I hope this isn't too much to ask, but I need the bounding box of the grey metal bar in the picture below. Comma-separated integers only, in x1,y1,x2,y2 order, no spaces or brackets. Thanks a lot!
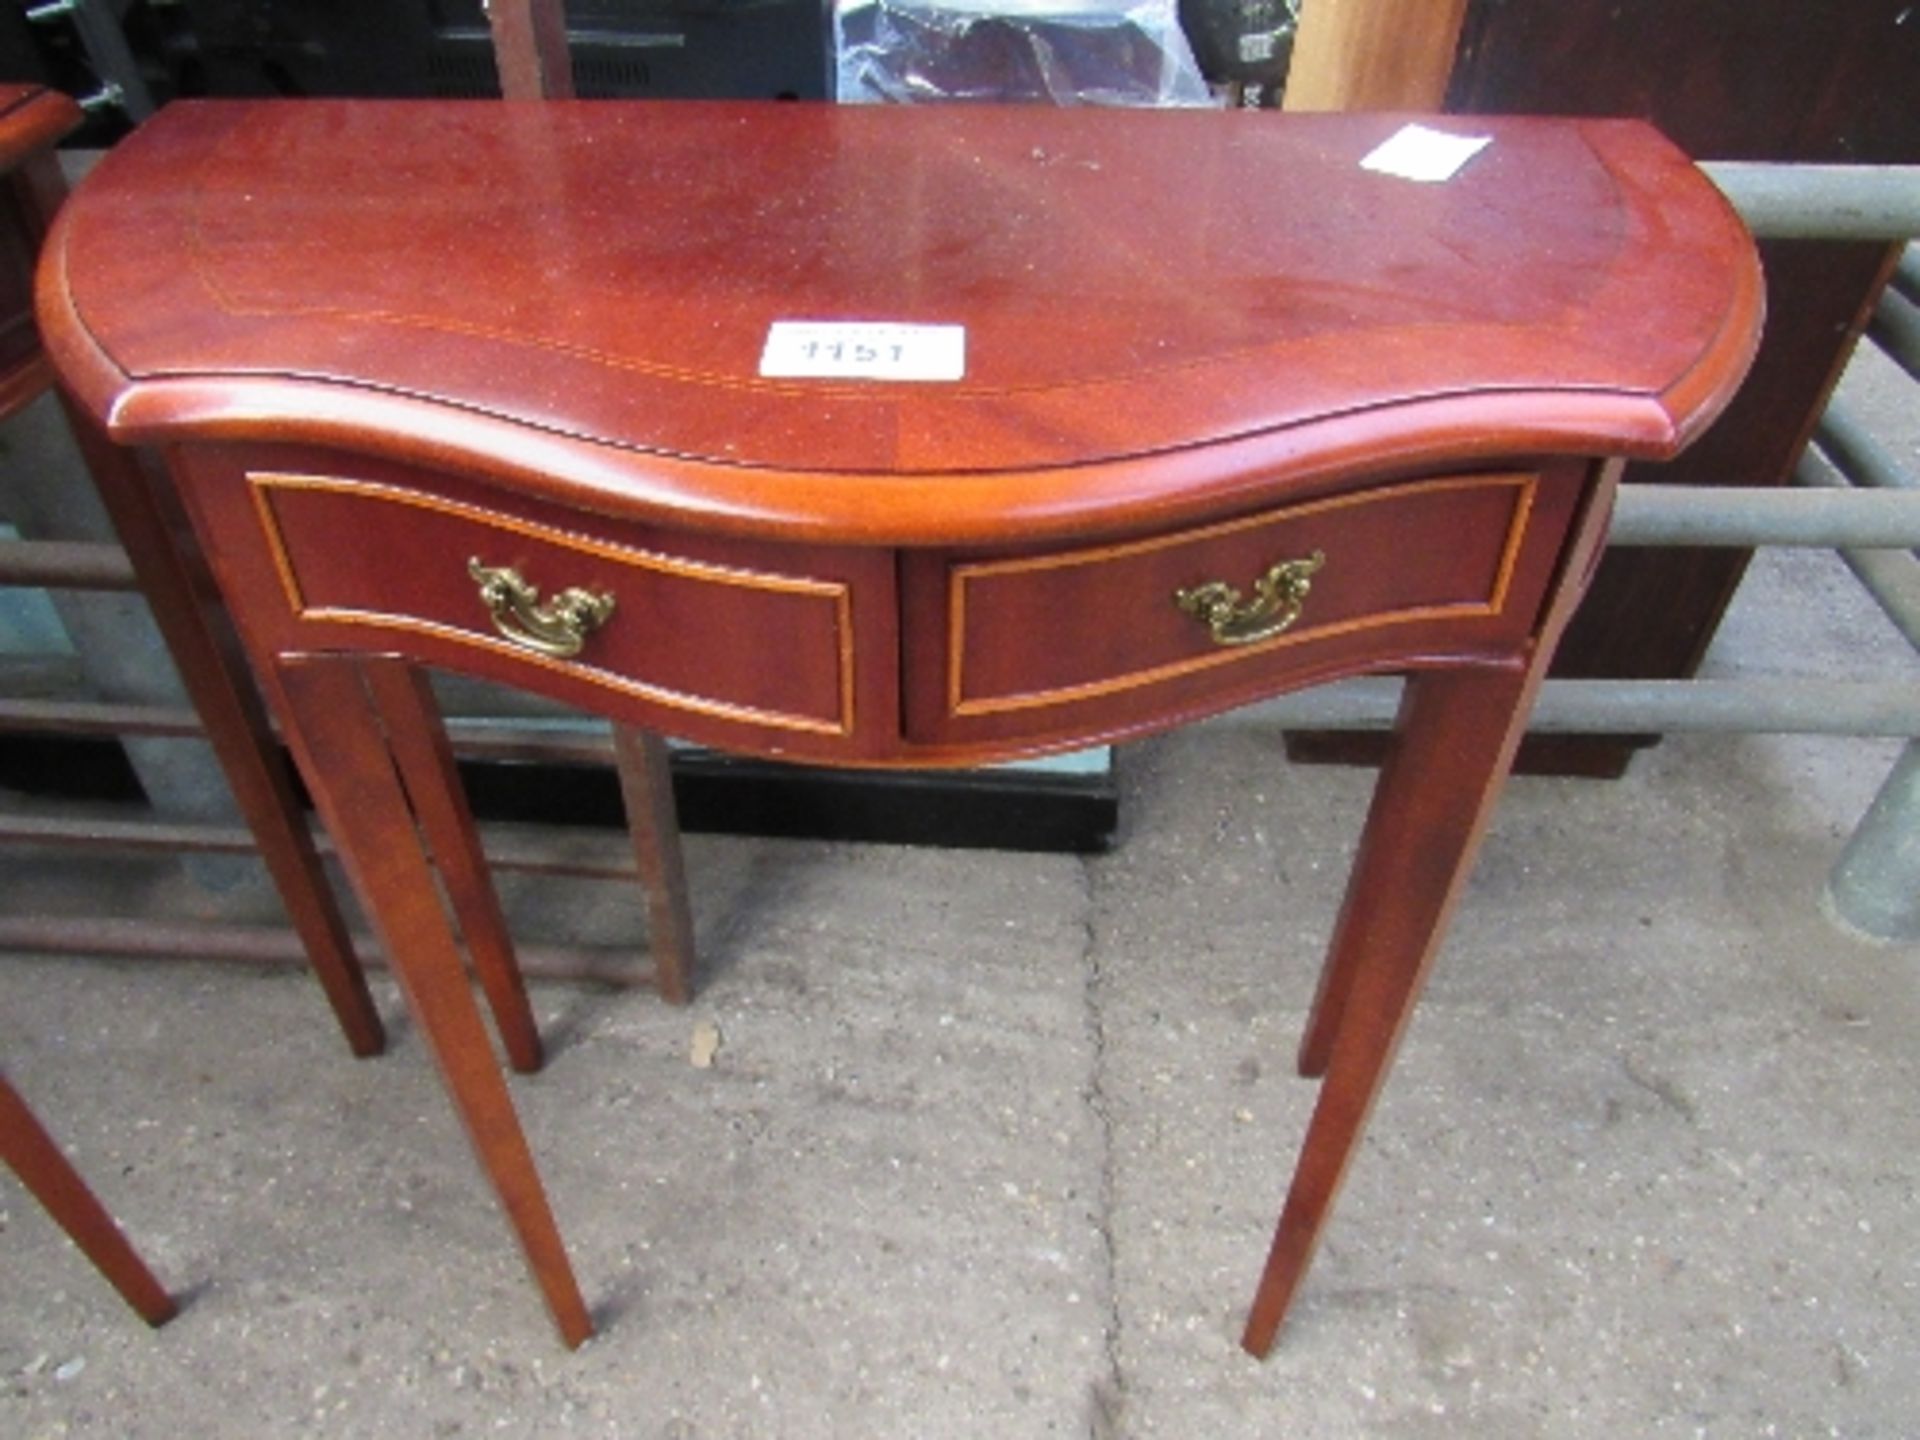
0,812,259,852
0,810,642,882
0,537,137,590
0,916,651,986
1702,162,1920,241
0,695,621,766
1,391,244,889
1867,283,1920,383
443,717,614,766
1211,677,1920,738
1821,243,1920,941
0,697,200,736
25,0,154,120
1824,740,1920,943
28,483,1915,584
1894,245,1920,306
1611,482,1920,548
1813,541,1920,653
1794,457,1920,653
1816,399,1920,493
7,670,1917,750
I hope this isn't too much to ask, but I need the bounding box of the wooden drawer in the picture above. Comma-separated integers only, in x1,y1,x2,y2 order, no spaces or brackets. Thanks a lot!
236,466,876,752
905,470,1581,748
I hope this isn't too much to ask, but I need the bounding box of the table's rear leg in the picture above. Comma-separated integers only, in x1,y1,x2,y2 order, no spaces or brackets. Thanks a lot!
275,653,592,1348
1243,665,1532,1357
62,408,385,1058
360,658,544,1074
611,724,696,1005
1,1071,178,1326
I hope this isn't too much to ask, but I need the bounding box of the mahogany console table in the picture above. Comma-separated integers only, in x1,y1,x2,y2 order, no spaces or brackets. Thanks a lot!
39,100,1761,1354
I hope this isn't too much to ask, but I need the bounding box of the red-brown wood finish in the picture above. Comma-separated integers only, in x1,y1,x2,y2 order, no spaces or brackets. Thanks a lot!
0,84,82,169
359,657,545,1074
0,87,79,398
904,462,1585,753
0,83,387,1060
1,1070,178,1326
58,419,390,1058
1248,459,1619,1354
272,652,593,1349
39,100,1761,1352
44,102,1756,543
611,724,696,1006
173,442,903,766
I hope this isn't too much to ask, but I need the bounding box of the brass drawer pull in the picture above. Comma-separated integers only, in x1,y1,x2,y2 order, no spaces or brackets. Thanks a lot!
1174,551,1325,647
468,558,615,659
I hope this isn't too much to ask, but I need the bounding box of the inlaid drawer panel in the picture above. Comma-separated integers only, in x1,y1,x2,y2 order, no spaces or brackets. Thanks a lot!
247,471,859,742
906,469,1580,747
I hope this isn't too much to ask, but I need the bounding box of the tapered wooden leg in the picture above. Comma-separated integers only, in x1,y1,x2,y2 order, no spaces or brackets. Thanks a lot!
1298,734,1407,1079
1,1071,177,1326
275,654,592,1348
59,404,385,1059
360,659,544,1074
612,724,697,1005
1250,467,1622,1354
1243,667,1534,1356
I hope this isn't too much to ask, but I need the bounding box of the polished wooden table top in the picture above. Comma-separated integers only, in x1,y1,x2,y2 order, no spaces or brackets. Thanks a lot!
43,100,1757,545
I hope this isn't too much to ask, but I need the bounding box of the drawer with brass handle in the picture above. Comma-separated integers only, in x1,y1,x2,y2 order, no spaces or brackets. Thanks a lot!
207,457,884,755
903,468,1583,749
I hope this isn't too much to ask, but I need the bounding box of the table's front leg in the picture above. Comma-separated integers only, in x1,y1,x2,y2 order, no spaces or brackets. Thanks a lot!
273,652,592,1348
1295,666,1529,1081
357,657,544,1074
1243,465,1617,1355
1243,664,1535,1356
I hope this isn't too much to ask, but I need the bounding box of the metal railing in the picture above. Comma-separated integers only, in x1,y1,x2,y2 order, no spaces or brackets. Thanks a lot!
1209,182,1920,941
4,160,1919,965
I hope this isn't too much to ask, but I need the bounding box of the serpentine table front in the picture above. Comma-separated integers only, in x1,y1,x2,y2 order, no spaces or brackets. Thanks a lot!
37,100,1761,1354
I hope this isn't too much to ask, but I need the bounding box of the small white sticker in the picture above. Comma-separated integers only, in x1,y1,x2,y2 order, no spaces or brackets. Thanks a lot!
759,321,965,382
1359,123,1492,184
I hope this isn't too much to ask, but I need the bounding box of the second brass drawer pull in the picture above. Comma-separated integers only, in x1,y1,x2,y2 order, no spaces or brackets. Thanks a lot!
469,558,615,659
1174,550,1325,647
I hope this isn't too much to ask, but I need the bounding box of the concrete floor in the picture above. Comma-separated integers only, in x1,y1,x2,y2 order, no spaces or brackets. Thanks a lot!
4,354,1919,1435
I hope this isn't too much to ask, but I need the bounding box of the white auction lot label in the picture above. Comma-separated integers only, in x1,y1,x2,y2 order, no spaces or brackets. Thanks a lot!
1359,123,1492,184
759,321,966,382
